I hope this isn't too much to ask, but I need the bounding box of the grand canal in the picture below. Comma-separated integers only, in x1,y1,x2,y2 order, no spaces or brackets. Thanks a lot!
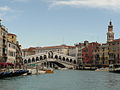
0,70,120,90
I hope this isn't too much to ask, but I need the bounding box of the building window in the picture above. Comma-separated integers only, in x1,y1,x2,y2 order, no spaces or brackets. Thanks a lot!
118,54,119,59
9,44,11,47
12,36,14,38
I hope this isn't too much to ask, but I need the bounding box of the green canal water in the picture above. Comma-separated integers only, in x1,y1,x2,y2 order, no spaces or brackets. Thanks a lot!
0,70,120,90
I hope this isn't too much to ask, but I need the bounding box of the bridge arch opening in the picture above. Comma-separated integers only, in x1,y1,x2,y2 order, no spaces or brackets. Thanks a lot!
36,57,39,61
24,59,27,64
55,55,58,59
66,58,69,62
40,56,43,60
63,57,65,61
51,61,66,68
32,57,35,62
48,51,53,58
44,55,47,59
74,60,77,64
70,59,72,63
28,58,31,63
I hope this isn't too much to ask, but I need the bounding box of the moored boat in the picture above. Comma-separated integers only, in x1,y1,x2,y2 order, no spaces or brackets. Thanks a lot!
0,70,29,79
109,64,120,73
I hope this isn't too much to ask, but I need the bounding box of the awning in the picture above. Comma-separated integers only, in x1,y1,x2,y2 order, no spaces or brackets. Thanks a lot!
0,63,14,66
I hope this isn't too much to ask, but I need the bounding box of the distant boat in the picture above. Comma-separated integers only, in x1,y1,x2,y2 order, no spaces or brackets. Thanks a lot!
109,64,120,73
43,68,54,73
95,68,109,71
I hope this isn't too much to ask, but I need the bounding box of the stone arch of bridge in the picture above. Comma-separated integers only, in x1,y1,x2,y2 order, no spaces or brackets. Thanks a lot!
62,57,65,61
24,59,27,64
44,55,47,59
66,58,69,62
28,58,31,63
59,56,61,60
73,60,77,64
36,57,39,61
32,57,35,62
40,56,43,60
48,51,53,58
55,55,58,59
70,59,72,63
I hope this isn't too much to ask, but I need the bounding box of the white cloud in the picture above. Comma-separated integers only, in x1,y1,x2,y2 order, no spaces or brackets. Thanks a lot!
0,6,11,12
46,0,120,10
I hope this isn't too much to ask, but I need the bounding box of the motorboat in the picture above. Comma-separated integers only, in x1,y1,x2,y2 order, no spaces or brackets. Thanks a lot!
43,68,54,73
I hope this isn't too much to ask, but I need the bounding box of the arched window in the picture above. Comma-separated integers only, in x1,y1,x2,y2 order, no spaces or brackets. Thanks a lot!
28,58,31,63
24,59,27,64
63,57,65,61
55,55,58,59
40,56,43,60
44,55,47,59
66,58,69,62
48,51,53,58
36,57,39,61
74,60,77,64
70,59,72,63
32,58,35,62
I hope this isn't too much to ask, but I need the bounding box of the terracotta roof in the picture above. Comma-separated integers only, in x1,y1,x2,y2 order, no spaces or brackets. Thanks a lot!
8,33,16,36
39,45,75,49
112,39,120,42
23,45,75,51
22,47,36,51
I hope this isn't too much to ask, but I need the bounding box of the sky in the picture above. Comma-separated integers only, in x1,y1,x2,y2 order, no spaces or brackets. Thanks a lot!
0,0,120,48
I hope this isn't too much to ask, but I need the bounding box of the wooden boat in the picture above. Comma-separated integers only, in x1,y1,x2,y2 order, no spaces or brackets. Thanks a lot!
0,70,29,79
43,68,54,73
45,69,54,73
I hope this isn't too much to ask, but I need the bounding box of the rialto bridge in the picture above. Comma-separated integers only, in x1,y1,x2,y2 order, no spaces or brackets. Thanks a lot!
23,51,78,69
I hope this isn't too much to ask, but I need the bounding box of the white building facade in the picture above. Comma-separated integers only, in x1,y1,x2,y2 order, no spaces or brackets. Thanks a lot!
7,41,16,63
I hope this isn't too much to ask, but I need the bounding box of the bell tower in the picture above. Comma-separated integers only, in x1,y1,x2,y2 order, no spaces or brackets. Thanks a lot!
107,20,114,43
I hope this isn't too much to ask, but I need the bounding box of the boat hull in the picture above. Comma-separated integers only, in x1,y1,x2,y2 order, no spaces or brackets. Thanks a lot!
0,70,29,79
109,70,120,73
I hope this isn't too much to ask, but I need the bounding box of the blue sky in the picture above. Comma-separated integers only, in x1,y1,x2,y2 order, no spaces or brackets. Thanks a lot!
0,0,120,48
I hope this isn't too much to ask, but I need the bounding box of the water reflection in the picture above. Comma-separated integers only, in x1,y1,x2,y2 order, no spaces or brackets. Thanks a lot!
105,73,120,89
